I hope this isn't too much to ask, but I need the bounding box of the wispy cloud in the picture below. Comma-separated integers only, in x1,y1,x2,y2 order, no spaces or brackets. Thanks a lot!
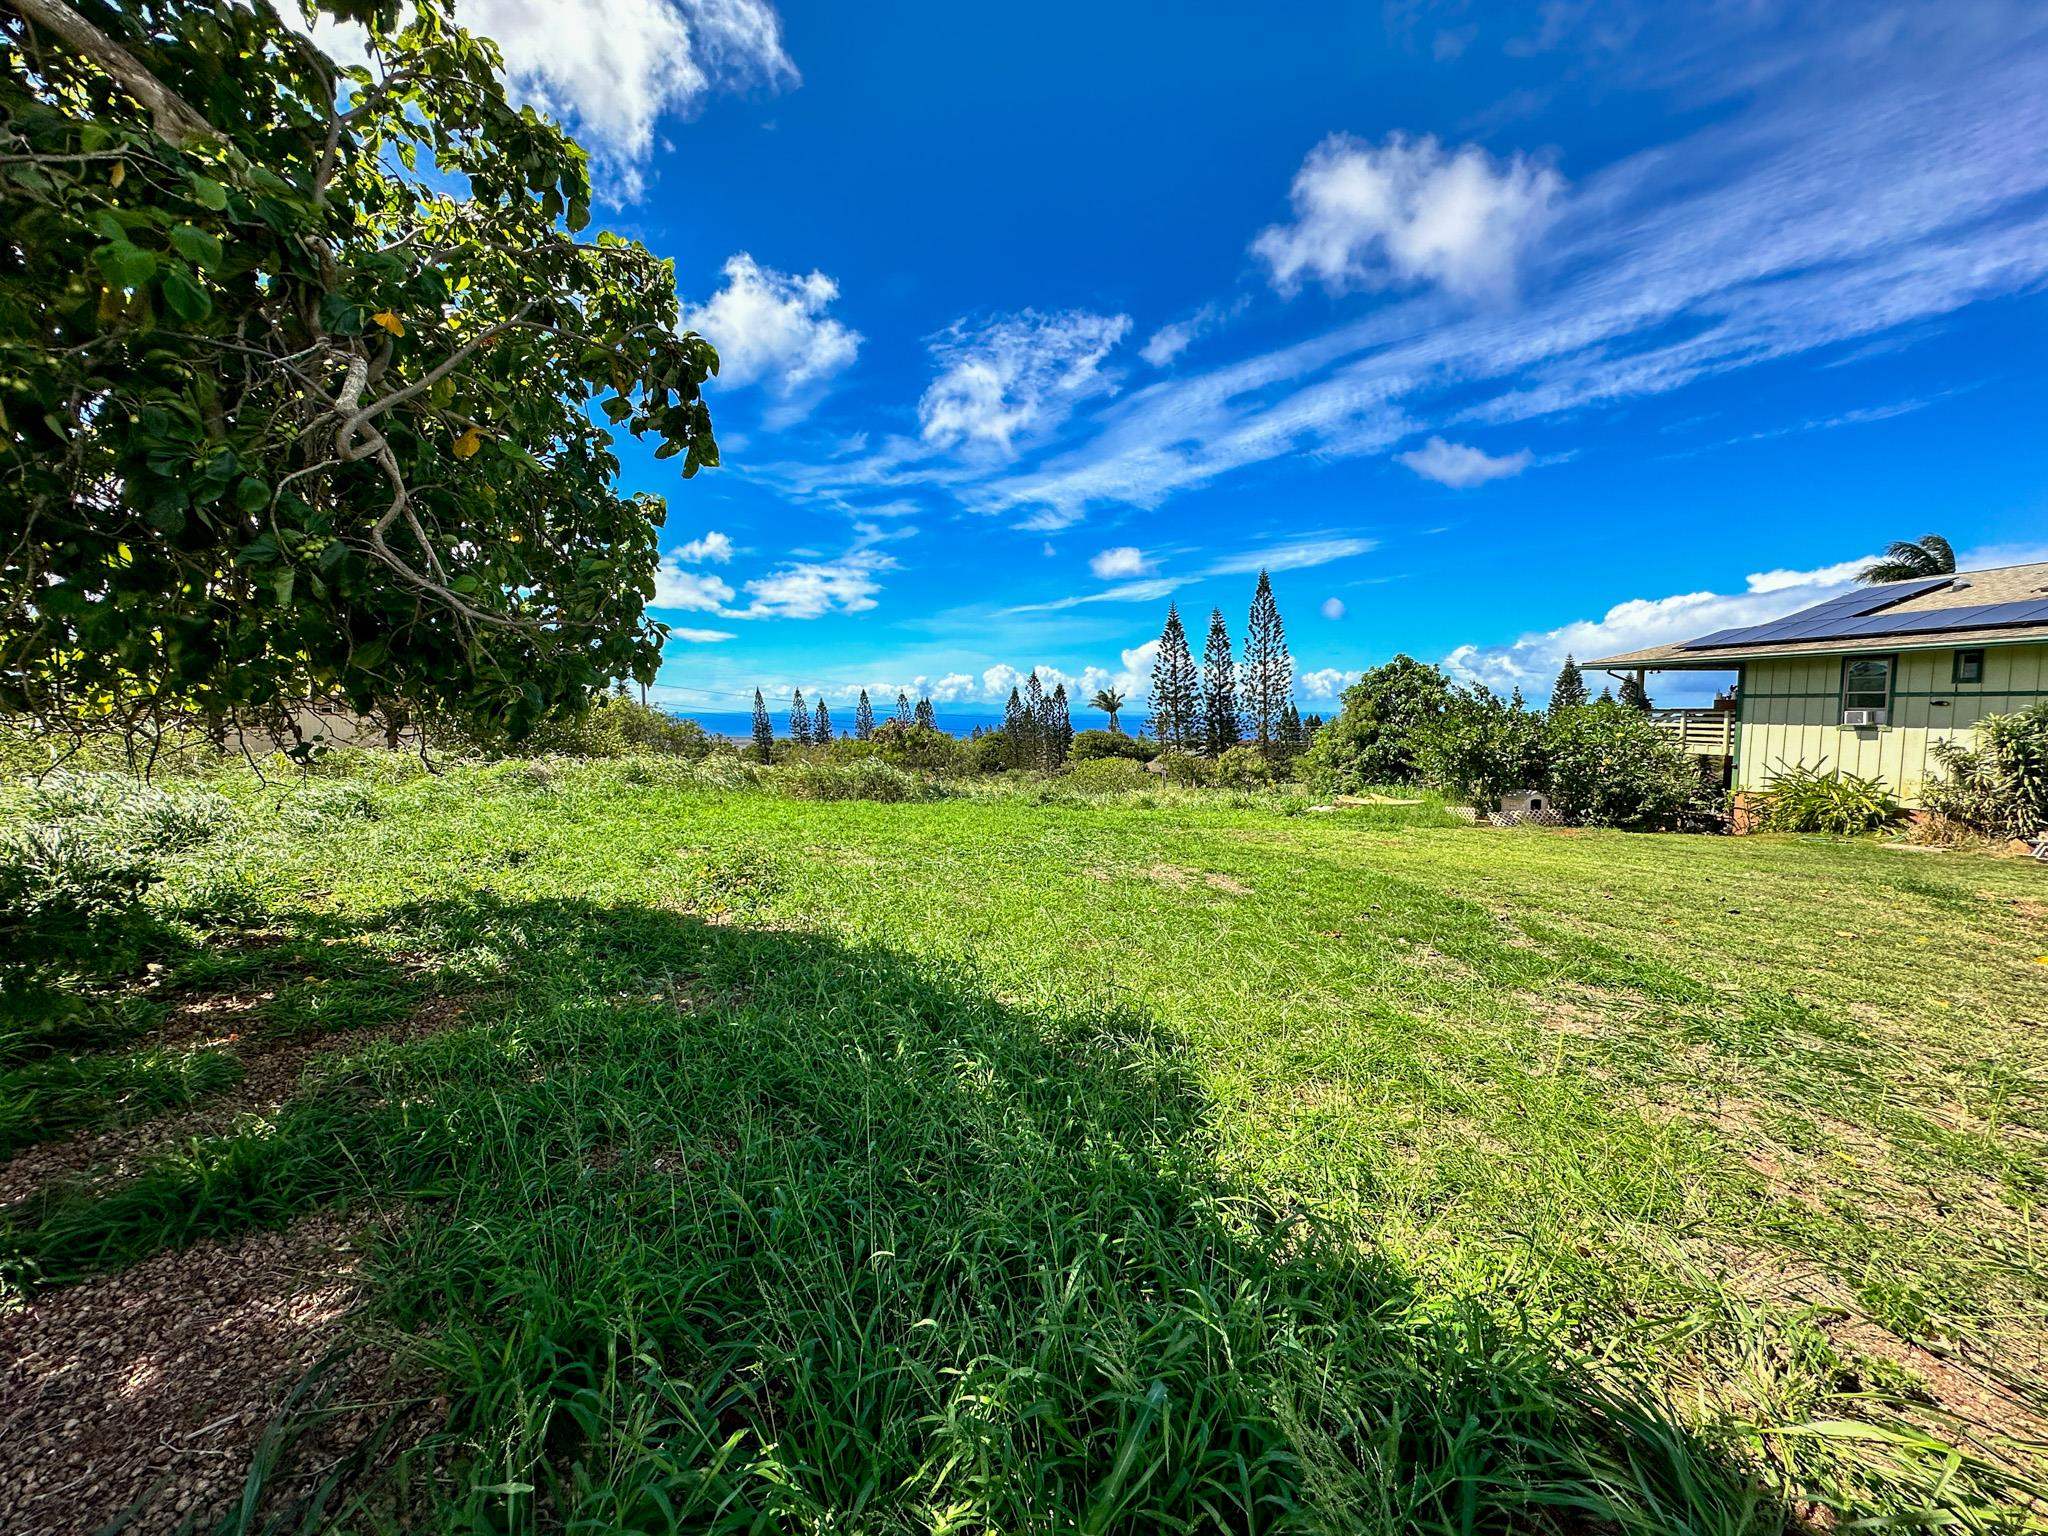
1008,533,1376,611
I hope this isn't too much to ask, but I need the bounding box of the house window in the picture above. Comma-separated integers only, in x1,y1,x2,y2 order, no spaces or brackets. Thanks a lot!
1954,648,1985,685
1841,656,1892,717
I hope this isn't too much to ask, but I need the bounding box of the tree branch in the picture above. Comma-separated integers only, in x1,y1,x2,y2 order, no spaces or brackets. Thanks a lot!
9,0,225,149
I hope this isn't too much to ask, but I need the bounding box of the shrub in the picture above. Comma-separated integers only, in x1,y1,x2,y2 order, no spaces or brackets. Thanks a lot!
873,721,964,774
528,696,713,759
1754,762,1902,835
1060,757,1153,794
1069,730,1154,763
1541,702,1721,831
1301,656,1455,794
1924,703,2048,839
1154,750,1211,787
1214,744,1276,789
1412,687,1545,808
963,732,1013,775
777,759,944,803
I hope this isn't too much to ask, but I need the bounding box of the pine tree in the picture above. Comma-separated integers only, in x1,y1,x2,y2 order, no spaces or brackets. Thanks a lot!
1241,570,1293,759
1050,683,1073,766
1597,685,1615,704
1148,604,1200,749
1550,655,1588,713
914,697,936,730
1003,686,1027,769
750,689,774,764
813,700,834,743
1280,703,1303,754
855,689,875,741
1023,672,1049,769
1302,712,1324,739
895,691,914,726
1200,608,1241,758
1509,685,1526,712
1617,673,1652,712
789,689,813,746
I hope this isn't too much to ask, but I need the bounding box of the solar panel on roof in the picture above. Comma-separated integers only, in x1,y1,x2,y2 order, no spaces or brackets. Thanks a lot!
1679,577,1955,650
1682,593,2048,650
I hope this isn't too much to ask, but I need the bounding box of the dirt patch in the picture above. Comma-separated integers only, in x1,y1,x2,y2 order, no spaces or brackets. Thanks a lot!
1134,864,1250,896
0,996,473,1210
0,1212,425,1536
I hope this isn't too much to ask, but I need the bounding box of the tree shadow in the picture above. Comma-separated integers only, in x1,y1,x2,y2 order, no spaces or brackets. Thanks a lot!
6,895,1790,1534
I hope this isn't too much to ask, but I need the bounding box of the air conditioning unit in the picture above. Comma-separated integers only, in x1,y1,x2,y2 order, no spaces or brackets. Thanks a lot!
1842,708,1887,727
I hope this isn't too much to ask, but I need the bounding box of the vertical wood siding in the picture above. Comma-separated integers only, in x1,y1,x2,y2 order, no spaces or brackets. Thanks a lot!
1734,642,2048,803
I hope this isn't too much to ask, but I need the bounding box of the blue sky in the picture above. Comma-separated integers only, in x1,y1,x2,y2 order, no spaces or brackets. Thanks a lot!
423,0,2048,715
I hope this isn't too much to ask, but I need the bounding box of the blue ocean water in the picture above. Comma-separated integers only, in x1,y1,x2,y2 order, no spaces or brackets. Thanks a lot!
676,710,1014,742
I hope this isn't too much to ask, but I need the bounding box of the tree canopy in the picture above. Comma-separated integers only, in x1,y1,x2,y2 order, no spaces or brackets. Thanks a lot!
1858,534,1955,585
1,0,719,751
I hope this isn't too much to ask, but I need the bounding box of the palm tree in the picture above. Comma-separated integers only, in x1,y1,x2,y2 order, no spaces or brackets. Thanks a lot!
1859,534,1955,585
1089,687,1126,733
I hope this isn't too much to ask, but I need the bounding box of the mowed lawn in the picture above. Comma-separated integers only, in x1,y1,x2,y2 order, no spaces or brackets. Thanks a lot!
6,760,2046,1532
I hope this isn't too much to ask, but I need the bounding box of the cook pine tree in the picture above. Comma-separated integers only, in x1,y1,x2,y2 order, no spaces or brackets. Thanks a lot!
1050,684,1074,766
789,689,813,746
895,691,914,726
1023,672,1050,769
1617,673,1652,712
1241,570,1293,759
1148,604,1200,749
1004,687,1028,768
855,689,875,741
914,697,937,730
813,700,834,743
1550,655,1589,713
751,690,774,764
1200,607,1241,757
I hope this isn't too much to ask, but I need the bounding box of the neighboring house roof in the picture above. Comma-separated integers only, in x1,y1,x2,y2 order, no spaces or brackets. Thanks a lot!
1589,561,2048,670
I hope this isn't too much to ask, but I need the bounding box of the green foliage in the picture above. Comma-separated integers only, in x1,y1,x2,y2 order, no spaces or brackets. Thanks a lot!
775,758,944,804
1214,743,1276,788
1413,686,1547,807
1241,570,1292,757
961,730,1012,775
1301,655,1455,793
1069,728,1154,763
1924,703,2048,839
1,0,718,747
1148,605,1201,749
527,696,712,760
1058,756,1153,794
873,720,963,774
1550,655,1590,713
1154,749,1210,787
1859,534,1955,585
1755,762,1903,835
1542,702,1720,831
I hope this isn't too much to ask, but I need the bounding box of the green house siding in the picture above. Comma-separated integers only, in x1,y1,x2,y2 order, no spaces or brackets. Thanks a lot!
1734,641,2048,805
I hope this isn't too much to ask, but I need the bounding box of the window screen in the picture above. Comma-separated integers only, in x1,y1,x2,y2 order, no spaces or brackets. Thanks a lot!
1841,656,1891,713
1954,648,1985,685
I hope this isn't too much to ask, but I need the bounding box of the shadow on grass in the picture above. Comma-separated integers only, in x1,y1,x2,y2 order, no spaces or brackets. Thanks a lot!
3,895,1786,1535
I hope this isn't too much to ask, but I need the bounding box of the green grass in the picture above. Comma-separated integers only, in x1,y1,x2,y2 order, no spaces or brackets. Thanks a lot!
5,757,2047,1532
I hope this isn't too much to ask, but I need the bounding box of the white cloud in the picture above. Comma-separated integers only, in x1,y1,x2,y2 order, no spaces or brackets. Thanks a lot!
1139,300,1242,367
1320,597,1346,620
1300,666,1352,700
680,254,860,404
982,664,1022,699
1208,536,1377,576
918,310,1132,456
1252,132,1565,300
439,0,796,195
667,625,736,642
1090,546,1154,579
739,549,893,619
673,529,735,564
651,560,736,611
1396,436,1534,487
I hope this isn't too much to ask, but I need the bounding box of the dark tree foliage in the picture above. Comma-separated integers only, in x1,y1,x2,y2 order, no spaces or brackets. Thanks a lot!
1279,703,1304,754
1550,656,1589,713
788,689,812,746
750,688,773,764
812,699,833,743
1089,686,1125,733
1049,683,1073,766
1022,671,1049,769
913,697,935,731
0,0,719,753
855,688,874,741
1299,654,1455,792
1003,686,1026,769
1200,607,1240,758
894,690,913,727
1859,534,1955,585
1147,604,1199,750
1617,673,1652,712
1241,570,1292,758
1302,712,1324,738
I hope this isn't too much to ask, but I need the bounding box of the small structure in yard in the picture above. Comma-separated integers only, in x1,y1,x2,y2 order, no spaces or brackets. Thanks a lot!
1590,560,2048,812
1492,789,1563,827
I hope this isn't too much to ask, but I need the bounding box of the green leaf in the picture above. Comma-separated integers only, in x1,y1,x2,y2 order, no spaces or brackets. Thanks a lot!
161,264,212,323
94,241,157,289
167,225,225,270
233,476,270,512
190,174,228,210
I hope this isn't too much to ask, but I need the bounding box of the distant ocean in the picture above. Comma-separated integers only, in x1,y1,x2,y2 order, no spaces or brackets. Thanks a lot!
676,710,1016,742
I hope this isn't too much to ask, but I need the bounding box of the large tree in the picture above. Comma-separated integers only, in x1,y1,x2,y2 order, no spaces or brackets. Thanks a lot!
788,688,812,746
1089,686,1125,734
1147,604,1199,750
0,0,718,753
1200,607,1240,758
750,688,773,763
854,688,874,741
1240,571,1292,758
1859,534,1955,585
1550,656,1589,713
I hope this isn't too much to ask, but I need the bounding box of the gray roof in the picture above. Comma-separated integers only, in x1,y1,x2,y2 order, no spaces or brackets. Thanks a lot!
1588,562,2048,670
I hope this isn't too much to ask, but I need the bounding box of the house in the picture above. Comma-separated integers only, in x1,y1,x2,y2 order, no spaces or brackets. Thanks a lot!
1588,561,2048,809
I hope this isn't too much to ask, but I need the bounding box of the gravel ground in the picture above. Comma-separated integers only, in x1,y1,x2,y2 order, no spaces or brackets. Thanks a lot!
0,1213,385,1536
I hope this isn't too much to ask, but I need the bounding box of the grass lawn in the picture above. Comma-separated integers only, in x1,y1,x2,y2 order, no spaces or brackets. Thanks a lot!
4,758,2046,1532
